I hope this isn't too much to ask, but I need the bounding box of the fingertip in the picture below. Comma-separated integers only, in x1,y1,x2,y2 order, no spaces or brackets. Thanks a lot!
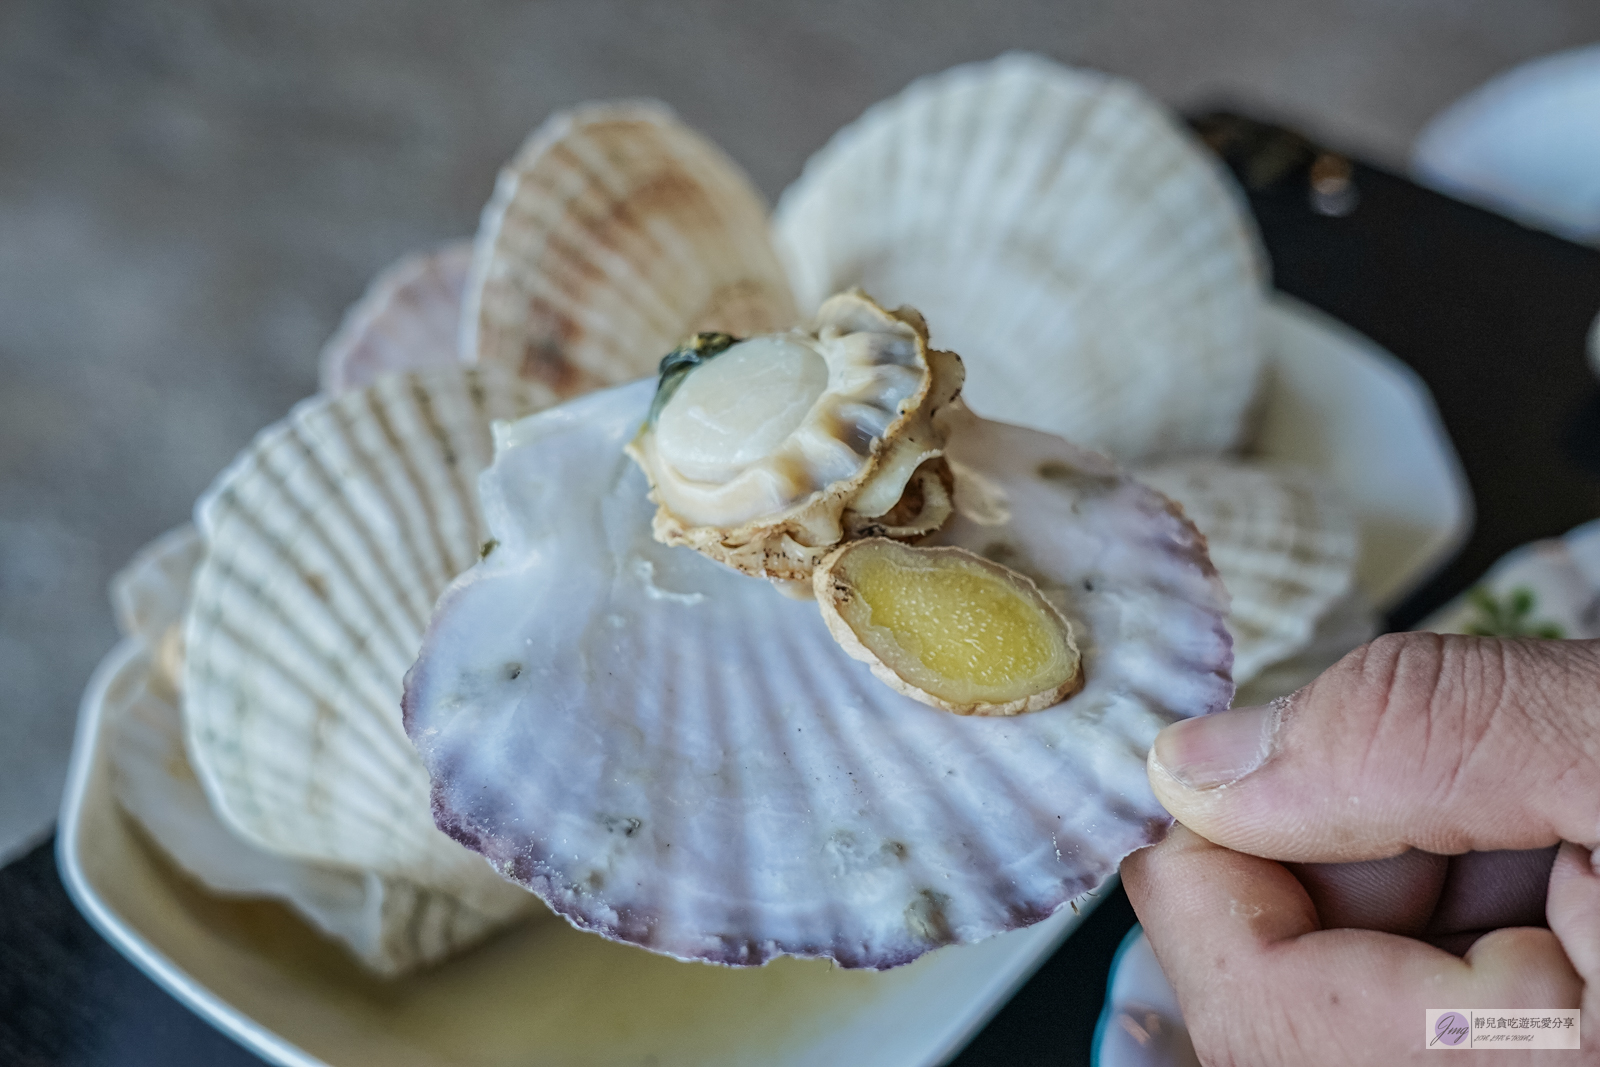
1548,842,1600,983
1150,703,1281,791
1461,927,1583,1006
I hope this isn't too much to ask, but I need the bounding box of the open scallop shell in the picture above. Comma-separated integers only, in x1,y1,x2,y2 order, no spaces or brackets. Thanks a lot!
108,526,539,976
183,364,555,906
1131,458,1359,684
464,101,797,396
773,53,1266,463
404,381,1232,970
319,243,473,395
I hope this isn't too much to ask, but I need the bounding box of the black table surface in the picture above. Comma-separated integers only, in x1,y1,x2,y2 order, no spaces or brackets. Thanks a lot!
4,121,1600,1067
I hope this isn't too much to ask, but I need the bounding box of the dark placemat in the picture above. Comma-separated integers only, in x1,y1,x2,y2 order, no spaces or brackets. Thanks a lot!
0,836,263,1067
6,123,1600,1067
1195,112,1600,630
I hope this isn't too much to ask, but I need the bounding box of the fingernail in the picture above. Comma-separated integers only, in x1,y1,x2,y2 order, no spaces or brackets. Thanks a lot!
1152,703,1280,789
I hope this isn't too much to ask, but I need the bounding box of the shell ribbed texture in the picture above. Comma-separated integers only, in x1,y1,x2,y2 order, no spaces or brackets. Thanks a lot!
405,381,1233,969
773,53,1266,463
184,365,556,904
319,243,474,395
110,642,536,977
1133,458,1359,683
464,101,798,396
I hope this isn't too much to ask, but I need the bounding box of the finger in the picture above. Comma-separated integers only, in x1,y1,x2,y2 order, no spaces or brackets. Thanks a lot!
1149,633,1600,862
1547,843,1600,1048
1287,850,1446,937
1548,842,1600,989
1124,827,1583,1066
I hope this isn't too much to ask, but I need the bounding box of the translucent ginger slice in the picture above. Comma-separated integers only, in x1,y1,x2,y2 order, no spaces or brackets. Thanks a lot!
815,538,1082,716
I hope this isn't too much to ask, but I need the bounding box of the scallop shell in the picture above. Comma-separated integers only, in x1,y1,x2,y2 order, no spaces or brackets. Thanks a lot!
1233,589,1378,707
1131,458,1359,684
319,243,473,395
464,101,797,396
773,53,1266,463
183,364,556,905
107,526,539,976
404,381,1232,969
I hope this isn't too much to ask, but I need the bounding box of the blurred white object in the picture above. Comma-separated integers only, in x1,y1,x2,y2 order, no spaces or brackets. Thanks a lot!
1413,44,1600,245
1094,927,1199,1067
1421,517,1600,637
1254,295,1472,611
775,53,1267,465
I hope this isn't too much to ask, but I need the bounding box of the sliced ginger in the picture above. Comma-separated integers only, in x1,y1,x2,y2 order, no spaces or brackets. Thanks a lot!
815,538,1082,715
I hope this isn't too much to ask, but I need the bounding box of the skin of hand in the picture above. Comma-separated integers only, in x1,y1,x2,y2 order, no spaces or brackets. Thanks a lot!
1121,632,1600,1065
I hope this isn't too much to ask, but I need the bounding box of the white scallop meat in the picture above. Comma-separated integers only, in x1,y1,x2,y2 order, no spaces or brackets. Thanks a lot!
628,290,963,584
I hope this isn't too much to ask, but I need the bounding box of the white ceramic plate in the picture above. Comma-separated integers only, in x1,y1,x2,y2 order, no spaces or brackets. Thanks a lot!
1412,42,1600,247
57,293,1470,1067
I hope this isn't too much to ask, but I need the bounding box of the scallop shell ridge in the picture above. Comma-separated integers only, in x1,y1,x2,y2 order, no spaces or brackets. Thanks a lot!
108,615,537,977
464,100,798,395
773,52,1266,462
1133,457,1359,683
183,364,555,904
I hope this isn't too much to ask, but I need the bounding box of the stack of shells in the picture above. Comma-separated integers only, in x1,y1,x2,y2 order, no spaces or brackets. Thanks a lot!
107,52,1362,975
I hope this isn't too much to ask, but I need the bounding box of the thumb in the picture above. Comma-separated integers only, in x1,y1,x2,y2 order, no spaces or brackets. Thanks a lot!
1149,632,1600,862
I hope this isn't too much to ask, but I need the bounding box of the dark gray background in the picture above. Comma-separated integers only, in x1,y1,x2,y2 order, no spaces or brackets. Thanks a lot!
4,0,1599,863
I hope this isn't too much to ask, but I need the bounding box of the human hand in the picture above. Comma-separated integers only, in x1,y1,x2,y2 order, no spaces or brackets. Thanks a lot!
1121,632,1600,1064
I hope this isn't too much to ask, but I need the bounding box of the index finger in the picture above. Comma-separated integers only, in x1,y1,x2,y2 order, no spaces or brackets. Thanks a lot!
1122,827,1584,1064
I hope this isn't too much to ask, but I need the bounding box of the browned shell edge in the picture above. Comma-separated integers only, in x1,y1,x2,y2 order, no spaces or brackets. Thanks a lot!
812,539,1085,716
